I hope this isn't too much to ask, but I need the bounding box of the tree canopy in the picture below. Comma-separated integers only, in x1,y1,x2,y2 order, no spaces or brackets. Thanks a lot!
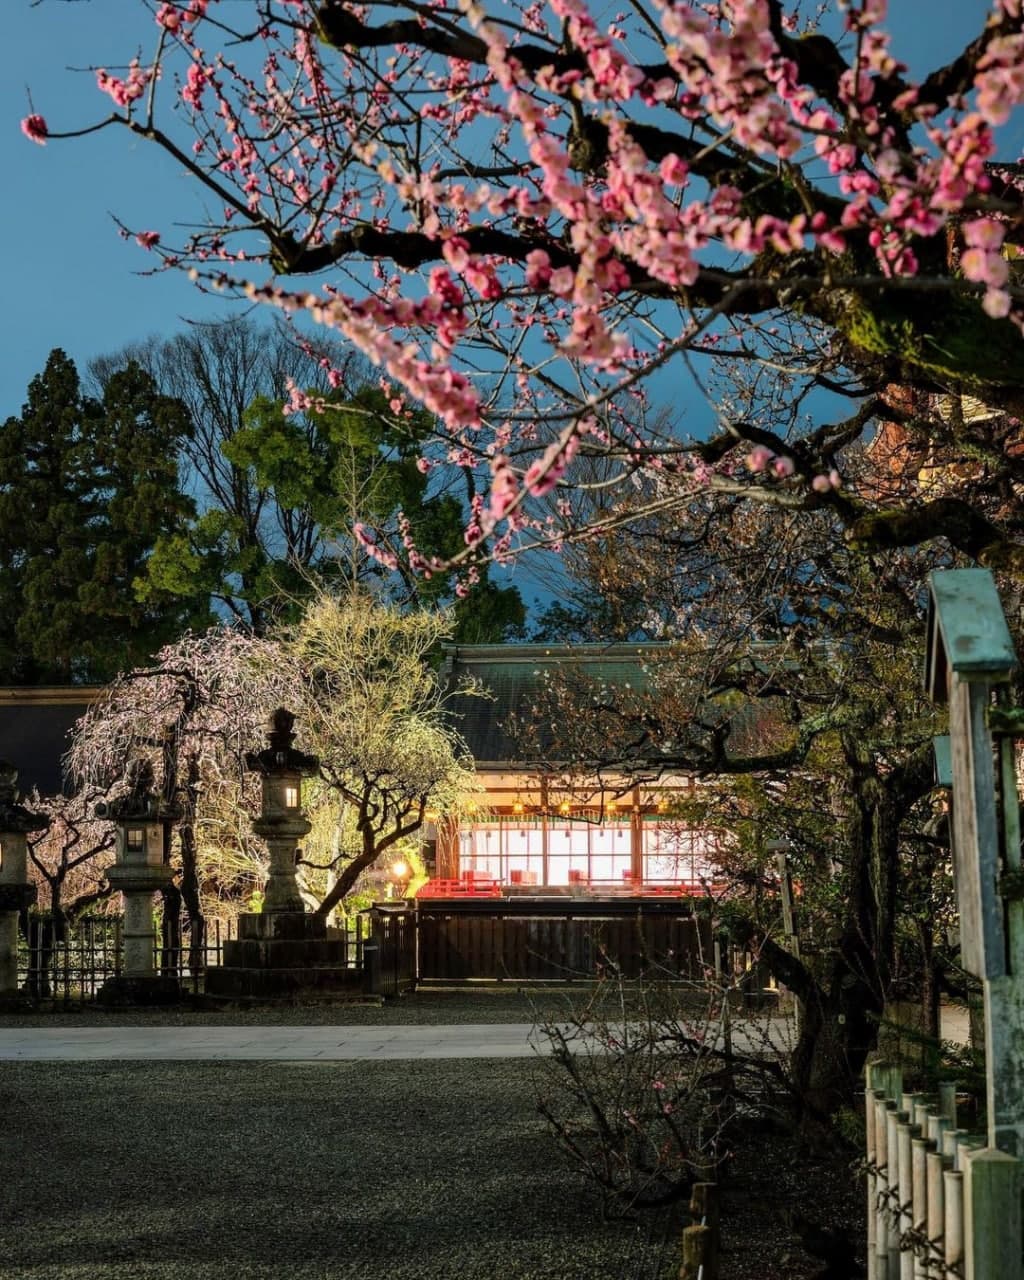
25,0,1024,577
92,319,525,637
0,349,207,682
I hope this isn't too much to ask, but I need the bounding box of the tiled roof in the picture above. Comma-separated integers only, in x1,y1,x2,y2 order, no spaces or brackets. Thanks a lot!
441,643,661,764
441,642,787,769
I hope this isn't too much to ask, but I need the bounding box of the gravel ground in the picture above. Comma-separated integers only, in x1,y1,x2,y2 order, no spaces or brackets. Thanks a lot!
0,1058,676,1280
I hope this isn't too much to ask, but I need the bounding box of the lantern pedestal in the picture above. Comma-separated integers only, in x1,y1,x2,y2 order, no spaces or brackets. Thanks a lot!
94,762,180,1006
97,864,180,1005
205,910,365,1000
256,818,311,914
0,881,37,999
0,765,48,997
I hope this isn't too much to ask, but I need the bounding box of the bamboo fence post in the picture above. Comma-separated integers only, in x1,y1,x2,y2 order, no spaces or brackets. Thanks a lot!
887,1106,904,1274
938,1082,957,1128
867,1081,878,1268
875,1094,891,1278
911,1134,928,1280
679,1183,718,1280
897,1119,915,1280
943,1169,964,1274
925,1151,947,1280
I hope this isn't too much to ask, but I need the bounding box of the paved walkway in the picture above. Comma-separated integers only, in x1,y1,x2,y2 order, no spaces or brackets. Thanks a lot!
0,1018,797,1061
0,1024,548,1060
0,1005,967,1062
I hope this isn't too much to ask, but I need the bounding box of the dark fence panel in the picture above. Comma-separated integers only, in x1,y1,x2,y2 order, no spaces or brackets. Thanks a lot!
366,908,417,998
416,900,712,982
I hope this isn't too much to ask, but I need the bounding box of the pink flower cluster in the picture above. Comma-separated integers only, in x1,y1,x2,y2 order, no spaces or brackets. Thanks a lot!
746,445,795,479
961,217,1011,318
96,59,153,109
156,0,210,31
20,114,47,145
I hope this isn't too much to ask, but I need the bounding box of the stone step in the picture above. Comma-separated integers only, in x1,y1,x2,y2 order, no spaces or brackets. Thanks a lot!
221,938,357,969
204,965,366,998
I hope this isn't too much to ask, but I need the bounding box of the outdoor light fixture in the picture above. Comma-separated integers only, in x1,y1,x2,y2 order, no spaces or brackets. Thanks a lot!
244,708,319,914
392,860,409,879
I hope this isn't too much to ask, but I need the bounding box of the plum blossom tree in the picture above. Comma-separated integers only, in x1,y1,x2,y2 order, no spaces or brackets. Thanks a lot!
23,0,1024,577
512,490,947,1120
67,628,280,969
22,790,117,997
66,595,475,959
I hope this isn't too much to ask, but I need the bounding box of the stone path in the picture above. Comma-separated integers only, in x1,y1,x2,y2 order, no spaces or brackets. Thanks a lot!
0,1024,546,1060
0,1018,798,1061
0,1006,967,1062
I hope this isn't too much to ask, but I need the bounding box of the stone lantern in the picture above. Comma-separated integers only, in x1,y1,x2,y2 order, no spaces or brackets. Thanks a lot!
0,762,47,997
206,709,364,1001
245,707,319,913
98,759,177,1001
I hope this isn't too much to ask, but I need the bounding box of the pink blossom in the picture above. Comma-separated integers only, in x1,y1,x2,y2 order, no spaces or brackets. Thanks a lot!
135,231,160,249
964,218,1005,251
983,288,1012,319
772,456,795,479
962,247,1009,288
488,456,520,523
156,4,182,31
747,445,775,473
20,115,48,145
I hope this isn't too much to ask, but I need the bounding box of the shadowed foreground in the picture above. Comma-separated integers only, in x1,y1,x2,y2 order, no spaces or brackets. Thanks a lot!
0,1059,671,1280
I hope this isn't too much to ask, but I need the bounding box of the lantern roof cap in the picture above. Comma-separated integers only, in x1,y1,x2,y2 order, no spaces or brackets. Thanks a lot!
245,707,319,776
96,758,170,823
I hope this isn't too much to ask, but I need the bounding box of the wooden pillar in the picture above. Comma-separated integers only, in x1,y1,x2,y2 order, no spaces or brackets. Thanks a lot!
435,816,459,880
962,1146,1021,1280
630,787,643,885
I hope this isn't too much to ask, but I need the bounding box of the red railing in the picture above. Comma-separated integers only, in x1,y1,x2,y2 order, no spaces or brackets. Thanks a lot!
416,875,725,899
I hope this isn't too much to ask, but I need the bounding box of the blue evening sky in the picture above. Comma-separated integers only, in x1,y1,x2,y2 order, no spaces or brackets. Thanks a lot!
0,0,1007,419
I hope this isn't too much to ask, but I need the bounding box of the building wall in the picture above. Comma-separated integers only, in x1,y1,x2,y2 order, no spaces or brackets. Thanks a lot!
439,771,721,889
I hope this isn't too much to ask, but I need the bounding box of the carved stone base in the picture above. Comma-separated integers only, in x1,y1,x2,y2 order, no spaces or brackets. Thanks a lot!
205,911,365,1000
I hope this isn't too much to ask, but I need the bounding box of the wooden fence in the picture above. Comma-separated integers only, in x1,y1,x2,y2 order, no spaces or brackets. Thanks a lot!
17,915,239,1002
416,898,712,982
865,1060,1022,1279
15,900,734,1000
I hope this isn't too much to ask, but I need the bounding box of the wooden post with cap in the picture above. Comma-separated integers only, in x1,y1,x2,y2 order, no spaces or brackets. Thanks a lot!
925,568,1024,1280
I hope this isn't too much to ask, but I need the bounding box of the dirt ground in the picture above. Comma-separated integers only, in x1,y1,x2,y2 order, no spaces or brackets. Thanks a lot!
717,1124,866,1280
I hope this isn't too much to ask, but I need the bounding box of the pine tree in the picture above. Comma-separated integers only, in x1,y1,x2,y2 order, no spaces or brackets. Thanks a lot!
0,350,208,683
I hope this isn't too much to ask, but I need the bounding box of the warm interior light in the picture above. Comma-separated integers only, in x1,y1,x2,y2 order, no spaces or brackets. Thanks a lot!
559,801,571,815
284,784,300,808
126,827,145,854
512,800,524,814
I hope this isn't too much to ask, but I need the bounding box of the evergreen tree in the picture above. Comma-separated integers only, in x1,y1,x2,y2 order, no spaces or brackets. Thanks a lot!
0,349,207,683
